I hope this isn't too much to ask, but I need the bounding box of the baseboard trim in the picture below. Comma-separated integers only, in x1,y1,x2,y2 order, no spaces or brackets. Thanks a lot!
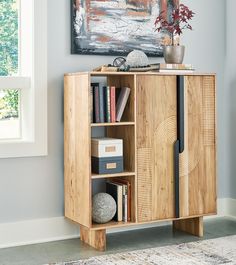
0,217,79,249
217,198,236,218
0,198,235,249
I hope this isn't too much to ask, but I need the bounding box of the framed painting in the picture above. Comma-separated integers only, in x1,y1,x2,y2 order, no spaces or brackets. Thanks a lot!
71,0,179,56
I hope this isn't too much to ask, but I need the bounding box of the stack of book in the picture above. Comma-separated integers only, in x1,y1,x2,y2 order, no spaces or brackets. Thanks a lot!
106,178,131,222
91,83,131,123
156,63,195,73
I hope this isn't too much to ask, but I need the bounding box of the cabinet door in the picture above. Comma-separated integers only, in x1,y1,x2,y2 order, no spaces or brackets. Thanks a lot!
136,75,217,223
179,76,216,217
137,75,177,222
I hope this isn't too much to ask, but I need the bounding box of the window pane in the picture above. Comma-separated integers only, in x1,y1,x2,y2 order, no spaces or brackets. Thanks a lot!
0,89,20,139
0,0,19,76
0,0,20,139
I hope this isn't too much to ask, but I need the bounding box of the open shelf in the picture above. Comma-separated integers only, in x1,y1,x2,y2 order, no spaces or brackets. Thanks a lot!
91,221,137,230
91,171,135,179
92,175,136,225
91,122,135,127
90,74,137,230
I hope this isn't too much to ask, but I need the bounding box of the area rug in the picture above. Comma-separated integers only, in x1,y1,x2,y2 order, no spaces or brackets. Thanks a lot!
50,235,236,265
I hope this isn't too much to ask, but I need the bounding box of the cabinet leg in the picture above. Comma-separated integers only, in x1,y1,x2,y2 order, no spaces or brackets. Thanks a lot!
80,225,106,251
173,216,203,237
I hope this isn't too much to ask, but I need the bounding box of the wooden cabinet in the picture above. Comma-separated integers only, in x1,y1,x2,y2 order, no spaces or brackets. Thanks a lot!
64,72,216,251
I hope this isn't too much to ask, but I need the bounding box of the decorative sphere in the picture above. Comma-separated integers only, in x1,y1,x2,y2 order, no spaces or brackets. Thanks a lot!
126,50,149,67
92,193,116,224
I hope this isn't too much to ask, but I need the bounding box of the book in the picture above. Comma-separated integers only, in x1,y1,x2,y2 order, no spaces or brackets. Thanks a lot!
93,84,100,123
157,69,195,74
128,64,159,72
123,187,128,222
99,86,105,123
91,83,99,123
108,179,128,222
104,86,111,123
112,178,131,222
106,181,123,221
90,85,93,123
110,86,116,123
127,63,194,72
116,87,131,122
157,63,194,70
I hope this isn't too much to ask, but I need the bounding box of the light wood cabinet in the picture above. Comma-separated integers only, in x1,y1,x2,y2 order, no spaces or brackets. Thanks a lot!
64,72,216,251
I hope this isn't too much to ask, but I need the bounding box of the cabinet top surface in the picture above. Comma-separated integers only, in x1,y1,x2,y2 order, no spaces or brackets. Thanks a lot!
64,71,216,77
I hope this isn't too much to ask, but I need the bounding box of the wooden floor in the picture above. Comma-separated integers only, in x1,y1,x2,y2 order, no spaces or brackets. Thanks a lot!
0,217,236,265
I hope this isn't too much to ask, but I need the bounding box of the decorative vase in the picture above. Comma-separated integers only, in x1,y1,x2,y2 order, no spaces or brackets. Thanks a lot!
163,45,185,64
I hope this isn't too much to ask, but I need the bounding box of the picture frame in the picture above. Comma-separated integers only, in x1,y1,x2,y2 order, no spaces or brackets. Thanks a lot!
71,0,179,57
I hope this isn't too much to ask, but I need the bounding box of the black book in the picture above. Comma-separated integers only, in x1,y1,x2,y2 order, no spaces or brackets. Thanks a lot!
91,83,99,123
99,86,105,123
92,83,100,123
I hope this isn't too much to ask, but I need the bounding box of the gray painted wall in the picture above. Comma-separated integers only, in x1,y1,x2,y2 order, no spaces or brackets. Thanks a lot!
0,0,229,224
224,0,236,199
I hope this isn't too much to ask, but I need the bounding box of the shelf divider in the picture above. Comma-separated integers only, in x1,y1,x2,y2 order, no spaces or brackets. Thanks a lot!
91,122,135,127
91,171,135,179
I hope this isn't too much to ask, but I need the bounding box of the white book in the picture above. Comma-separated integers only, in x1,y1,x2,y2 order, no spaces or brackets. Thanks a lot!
123,193,128,222
158,69,195,74
116,87,131,122
120,184,128,222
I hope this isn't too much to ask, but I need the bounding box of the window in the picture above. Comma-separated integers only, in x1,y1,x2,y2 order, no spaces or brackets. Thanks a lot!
0,0,47,158
0,0,20,139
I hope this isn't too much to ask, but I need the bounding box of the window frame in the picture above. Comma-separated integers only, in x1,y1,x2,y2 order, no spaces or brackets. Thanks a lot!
0,0,47,158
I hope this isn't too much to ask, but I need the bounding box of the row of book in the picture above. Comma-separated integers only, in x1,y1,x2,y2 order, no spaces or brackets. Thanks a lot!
106,178,131,222
126,63,195,73
91,83,131,123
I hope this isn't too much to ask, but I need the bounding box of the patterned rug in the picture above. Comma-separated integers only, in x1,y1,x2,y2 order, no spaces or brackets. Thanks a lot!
50,235,236,265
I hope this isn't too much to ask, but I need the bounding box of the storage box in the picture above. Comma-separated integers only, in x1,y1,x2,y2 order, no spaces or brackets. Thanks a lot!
91,138,123,158
92,156,124,174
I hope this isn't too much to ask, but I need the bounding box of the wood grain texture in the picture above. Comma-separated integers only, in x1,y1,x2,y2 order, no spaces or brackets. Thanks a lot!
136,75,177,222
91,212,214,230
65,72,216,77
137,148,152,222
173,216,203,237
91,221,137,230
80,225,106,251
179,76,216,217
64,74,91,227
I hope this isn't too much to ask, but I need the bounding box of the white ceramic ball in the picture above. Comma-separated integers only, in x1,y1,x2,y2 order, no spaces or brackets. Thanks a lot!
92,193,116,224
126,50,149,67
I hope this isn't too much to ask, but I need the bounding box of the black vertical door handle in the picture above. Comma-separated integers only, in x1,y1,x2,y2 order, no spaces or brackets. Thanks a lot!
174,140,180,218
174,76,185,218
177,76,185,154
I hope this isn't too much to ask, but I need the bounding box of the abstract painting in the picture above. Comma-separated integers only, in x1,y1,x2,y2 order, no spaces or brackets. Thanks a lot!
71,0,179,56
